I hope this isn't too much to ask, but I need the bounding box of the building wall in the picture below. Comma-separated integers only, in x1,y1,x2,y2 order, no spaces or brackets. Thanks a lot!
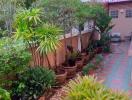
109,2,132,40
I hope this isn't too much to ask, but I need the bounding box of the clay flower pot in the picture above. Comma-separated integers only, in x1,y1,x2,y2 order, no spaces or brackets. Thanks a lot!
89,52,94,59
81,52,87,57
76,60,83,71
83,54,90,65
55,70,67,85
64,65,77,79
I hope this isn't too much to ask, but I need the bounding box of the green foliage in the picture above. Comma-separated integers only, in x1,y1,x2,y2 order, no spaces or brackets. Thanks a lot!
0,87,11,100
63,75,130,100
0,38,31,87
86,43,94,53
95,54,103,64
36,23,62,55
14,8,62,59
103,45,111,53
14,8,41,42
82,63,95,75
42,0,81,33
96,8,113,34
11,67,55,100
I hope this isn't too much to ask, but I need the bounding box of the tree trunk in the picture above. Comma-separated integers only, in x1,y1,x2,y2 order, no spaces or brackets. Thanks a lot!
79,24,84,52
70,29,73,46
89,19,96,44
40,54,43,66
54,50,57,67
45,54,51,68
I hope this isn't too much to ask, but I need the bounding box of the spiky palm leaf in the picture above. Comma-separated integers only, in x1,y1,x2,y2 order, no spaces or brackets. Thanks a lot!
36,23,62,55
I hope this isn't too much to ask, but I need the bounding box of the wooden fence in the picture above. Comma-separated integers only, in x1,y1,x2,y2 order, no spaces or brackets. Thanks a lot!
30,32,91,68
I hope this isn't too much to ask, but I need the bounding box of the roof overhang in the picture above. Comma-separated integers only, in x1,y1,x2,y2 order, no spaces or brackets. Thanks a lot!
108,1,132,5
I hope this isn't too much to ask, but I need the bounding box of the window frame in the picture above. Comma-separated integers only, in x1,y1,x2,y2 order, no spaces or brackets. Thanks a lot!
126,9,132,18
109,10,118,18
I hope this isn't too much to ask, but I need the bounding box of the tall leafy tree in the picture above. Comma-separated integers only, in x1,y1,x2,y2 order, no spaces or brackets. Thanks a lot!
41,0,81,61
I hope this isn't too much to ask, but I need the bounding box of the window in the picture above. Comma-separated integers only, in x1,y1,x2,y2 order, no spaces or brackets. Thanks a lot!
126,9,132,18
110,10,118,18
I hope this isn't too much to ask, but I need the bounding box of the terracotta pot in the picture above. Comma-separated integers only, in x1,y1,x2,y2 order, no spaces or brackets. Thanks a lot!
83,54,90,65
76,60,83,71
89,52,94,59
64,65,77,79
81,52,87,57
55,70,67,85
39,96,45,100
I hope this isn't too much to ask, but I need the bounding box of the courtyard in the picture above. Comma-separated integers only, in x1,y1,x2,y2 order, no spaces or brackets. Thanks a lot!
0,0,132,100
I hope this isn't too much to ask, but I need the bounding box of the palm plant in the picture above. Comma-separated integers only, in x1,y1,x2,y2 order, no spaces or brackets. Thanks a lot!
14,8,62,67
14,8,41,65
36,23,62,67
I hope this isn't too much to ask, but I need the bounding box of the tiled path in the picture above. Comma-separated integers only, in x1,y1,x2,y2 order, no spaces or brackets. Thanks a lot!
100,42,132,92
50,42,132,99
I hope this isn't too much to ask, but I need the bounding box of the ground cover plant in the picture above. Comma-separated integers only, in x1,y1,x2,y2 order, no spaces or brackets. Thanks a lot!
63,75,130,100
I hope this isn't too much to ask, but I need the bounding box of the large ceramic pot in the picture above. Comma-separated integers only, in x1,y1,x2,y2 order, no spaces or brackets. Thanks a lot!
55,69,67,85
83,54,90,65
64,65,77,79
76,59,83,72
89,52,94,60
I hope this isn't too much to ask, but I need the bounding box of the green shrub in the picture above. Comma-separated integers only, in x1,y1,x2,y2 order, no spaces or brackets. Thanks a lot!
82,63,95,75
103,45,111,53
95,54,103,65
0,38,31,87
11,67,55,100
63,75,130,100
0,38,31,86
0,87,11,100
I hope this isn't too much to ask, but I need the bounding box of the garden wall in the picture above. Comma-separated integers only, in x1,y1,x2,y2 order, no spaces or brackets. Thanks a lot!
30,32,91,68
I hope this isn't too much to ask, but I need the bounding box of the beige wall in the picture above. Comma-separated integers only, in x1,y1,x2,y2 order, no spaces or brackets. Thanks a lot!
109,3,132,40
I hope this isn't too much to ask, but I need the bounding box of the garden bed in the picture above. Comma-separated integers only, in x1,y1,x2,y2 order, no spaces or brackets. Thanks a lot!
50,53,106,100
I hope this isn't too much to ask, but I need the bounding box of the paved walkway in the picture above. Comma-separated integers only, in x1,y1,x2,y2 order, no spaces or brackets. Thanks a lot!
100,42,132,92
50,42,132,100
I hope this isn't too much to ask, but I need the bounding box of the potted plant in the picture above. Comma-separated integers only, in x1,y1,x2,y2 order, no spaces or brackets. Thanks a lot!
81,49,90,65
76,51,84,71
55,65,67,85
63,45,77,79
86,44,95,60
